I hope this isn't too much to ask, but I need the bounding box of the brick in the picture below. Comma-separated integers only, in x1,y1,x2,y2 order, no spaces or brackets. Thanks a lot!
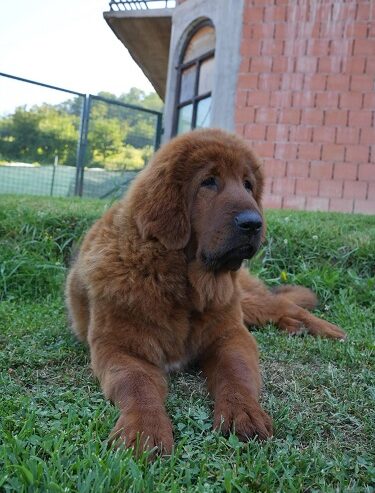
306,39,330,56
250,56,273,73
238,73,258,89
350,22,370,39
242,24,252,39
319,180,343,198
313,127,336,144
264,5,287,22
318,57,342,74
351,75,374,92
325,110,348,126
334,163,358,180
343,180,368,199
283,195,306,210
327,74,350,92
366,58,375,75
360,128,375,145
251,22,275,39
279,109,301,124
348,111,373,128
235,124,245,136
292,91,315,107
239,57,250,73
287,160,310,177
274,23,289,39
345,145,370,163
322,144,345,161
354,39,375,56
270,90,292,107
332,1,357,20
272,56,293,73
339,92,363,110
256,108,279,124
342,57,366,75
320,21,345,39
364,93,375,108
336,127,360,145
298,143,322,160
236,90,248,107
284,39,308,56
330,198,354,213
302,109,324,126
267,125,289,142
275,143,298,160
310,161,333,179
244,123,267,140
264,158,287,177
296,56,318,73
354,200,375,214
281,73,304,91
258,73,282,90
243,7,264,23
263,177,273,195
241,40,262,57
236,107,256,124
316,91,340,109
304,74,327,91
263,194,283,209
330,40,354,56
262,39,284,56
358,164,375,181
296,178,319,196
252,142,275,158
272,177,296,195
289,126,313,143
247,90,271,106
368,183,375,200
306,197,330,211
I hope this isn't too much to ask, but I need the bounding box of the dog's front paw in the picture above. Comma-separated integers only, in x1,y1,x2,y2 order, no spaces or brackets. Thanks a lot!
110,407,174,456
214,395,273,441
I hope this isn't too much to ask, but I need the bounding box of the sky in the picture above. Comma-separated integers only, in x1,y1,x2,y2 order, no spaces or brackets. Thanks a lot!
0,0,155,115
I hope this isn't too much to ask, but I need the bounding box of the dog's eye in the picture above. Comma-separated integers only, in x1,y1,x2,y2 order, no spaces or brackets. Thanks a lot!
201,177,218,189
244,180,253,191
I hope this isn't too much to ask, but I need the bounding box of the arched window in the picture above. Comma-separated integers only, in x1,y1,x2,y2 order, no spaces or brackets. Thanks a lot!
173,22,215,135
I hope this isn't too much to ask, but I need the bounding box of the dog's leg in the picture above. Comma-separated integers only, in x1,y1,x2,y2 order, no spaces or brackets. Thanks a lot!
200,325,273,441
238,269,346,339
89,329,173,456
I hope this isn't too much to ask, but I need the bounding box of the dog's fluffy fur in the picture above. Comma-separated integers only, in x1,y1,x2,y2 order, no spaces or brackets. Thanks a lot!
66,129,346,454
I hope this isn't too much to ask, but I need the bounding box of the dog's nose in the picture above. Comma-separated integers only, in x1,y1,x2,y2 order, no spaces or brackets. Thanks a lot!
234,210,263,233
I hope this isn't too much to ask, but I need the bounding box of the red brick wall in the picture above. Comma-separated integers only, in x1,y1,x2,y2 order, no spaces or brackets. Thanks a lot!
236,0,375,214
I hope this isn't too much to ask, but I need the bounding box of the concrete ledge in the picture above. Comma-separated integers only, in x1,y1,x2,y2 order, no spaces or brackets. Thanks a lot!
104,9,173,99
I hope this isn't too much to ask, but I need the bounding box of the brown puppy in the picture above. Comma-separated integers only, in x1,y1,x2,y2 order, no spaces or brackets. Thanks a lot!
66,129,346,454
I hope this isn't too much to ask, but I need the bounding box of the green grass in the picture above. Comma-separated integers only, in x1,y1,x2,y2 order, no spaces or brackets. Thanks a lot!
0,195,374,492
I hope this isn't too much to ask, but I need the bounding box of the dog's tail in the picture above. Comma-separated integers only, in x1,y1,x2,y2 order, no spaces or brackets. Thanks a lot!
271,285,318,310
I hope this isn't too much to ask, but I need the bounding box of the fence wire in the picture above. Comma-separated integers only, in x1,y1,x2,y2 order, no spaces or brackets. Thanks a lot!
0,72,162,199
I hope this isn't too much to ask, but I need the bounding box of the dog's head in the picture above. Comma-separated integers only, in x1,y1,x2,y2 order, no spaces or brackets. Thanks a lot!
130,129,264,272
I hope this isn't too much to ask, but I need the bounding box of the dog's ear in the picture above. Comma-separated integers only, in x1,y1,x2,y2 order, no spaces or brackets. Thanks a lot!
132,166,191,250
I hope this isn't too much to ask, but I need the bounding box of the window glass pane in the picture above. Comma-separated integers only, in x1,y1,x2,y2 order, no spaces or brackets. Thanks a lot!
183,25,215,63
179,65,196,103
196,97,212,128
177,104,193,134
198,57,214,96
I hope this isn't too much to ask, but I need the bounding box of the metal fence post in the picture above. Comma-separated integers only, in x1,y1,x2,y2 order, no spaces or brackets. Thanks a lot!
154,113,163,150
75,95,91,196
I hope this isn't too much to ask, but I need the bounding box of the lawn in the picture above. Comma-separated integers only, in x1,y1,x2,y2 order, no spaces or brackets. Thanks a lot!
0,195,374,492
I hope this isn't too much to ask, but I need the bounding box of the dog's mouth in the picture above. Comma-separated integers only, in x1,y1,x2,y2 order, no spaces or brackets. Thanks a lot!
202,242,259,272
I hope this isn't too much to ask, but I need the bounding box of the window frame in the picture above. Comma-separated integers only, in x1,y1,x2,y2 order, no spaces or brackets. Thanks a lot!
172,20,215,136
